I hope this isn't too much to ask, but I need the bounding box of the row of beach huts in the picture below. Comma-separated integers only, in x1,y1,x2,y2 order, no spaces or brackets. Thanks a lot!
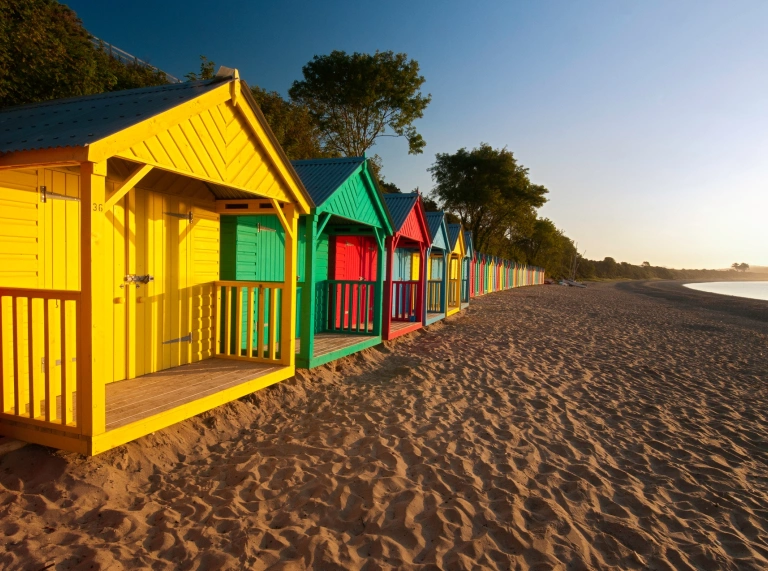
0,72,543,455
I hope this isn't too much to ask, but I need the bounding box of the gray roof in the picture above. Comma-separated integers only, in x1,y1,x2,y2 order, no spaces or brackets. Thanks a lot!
425,211,445,241
382,192,418,231
0,78,228,154
290,157,365,207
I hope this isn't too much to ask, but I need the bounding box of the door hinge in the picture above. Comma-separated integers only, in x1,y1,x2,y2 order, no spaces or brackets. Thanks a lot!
163,333,192,345
125,274,154,284
40,185,80,203
165,211,193,221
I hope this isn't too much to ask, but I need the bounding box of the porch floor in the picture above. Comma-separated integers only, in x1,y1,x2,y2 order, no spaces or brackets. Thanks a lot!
390,320,419,333
105,359,282,431
426,312,444,323
296,333,379,359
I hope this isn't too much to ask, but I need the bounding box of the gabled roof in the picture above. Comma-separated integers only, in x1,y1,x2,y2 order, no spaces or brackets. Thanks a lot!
425,211,444,241
291,156,365,207
382,192,418,230
425,211,450,251
464,230,474,257
0,79,225,154
447,223,462,250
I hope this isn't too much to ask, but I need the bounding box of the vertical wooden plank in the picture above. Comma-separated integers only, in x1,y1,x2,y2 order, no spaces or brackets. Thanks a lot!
364,284,370,332
269,287,277,360
0,295,4,415
12,297,20,415
328,282,336,333
235,285,243,357
127,189,137,379
341,283,348,332
246,287,254,358
26,298,34,417
225,286,232,356
256,286,265,359
60,301,67,425
102,180,115,383
214,284,221,355
43,299,50,422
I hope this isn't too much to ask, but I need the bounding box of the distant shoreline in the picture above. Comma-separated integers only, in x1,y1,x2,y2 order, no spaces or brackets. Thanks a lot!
616,279,768,325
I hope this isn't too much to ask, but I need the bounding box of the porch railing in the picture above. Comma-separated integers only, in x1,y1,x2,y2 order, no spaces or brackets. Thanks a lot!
0,287,81,431
215,281,284,363
392,281,419,322
427,280,443,313
461,278,470,303
327,280,376,333
447,278,461,308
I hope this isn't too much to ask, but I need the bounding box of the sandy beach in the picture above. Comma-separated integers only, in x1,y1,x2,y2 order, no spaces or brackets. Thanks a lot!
1,281,766,570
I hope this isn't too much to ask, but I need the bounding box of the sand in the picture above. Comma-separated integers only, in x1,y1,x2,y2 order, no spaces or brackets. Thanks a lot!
1,281,766,570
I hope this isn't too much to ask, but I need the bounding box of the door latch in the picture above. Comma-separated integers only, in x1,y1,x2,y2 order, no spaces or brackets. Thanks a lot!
125,274,154,285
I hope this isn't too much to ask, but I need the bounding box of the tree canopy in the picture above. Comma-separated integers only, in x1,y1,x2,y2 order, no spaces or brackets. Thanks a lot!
289,50,431,158
429,144,548,253
0,0,168,109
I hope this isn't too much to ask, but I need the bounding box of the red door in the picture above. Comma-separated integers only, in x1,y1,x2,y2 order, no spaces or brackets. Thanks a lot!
331,236,378,329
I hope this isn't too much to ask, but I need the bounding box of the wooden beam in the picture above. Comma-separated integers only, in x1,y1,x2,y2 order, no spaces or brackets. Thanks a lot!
269,198,293,239
104,163,151,210
316,212,332,236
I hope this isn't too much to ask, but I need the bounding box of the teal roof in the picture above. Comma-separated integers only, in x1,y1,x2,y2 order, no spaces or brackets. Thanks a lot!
464,231,474,257
425,211,449,251
382,192,418,231
291,157,365,207
447,223,463,250
0,78,226,154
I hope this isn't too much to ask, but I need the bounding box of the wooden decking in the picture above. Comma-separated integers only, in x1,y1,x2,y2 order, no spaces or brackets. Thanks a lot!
426,312,444,323
296,333,379,359
105,359,281,431
390,320,418,333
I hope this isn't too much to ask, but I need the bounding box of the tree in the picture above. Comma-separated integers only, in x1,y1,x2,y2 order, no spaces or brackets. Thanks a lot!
641,261,651,267
289,50,431,157
379,181,401,194
429,144,548,253
185,55,216,81
0,0,167,109
732,262,750,272
250,86,334,161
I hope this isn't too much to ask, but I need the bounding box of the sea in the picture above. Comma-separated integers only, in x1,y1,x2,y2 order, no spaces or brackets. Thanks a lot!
683,281,768,301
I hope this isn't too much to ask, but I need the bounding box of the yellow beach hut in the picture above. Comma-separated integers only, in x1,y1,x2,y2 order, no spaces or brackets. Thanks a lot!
0,71,311,455
445,223,466,317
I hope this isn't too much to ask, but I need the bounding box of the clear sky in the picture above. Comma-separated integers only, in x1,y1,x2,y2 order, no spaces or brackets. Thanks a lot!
66,0,768,269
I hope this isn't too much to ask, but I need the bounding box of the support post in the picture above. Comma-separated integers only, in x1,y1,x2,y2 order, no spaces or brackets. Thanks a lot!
382,236,396,338
373,228,386,337
422,246,430,324
280,204,299,367
299,214,317,365
79,161,108,444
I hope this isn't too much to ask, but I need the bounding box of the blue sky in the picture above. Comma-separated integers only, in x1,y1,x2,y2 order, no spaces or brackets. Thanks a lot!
67,0,768,268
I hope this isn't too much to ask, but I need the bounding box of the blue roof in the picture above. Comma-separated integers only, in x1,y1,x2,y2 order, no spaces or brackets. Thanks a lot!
382,192,418,231
0,78,226,154
447,223,463,250
464,230,474,256
290,157,365,207
425,211,445,241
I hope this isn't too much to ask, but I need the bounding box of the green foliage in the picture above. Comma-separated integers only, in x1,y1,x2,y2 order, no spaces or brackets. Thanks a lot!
289,50,431,157
429,143,548,253
250,86,335,161
185,55,216,81
379,181,402,194
0,0,168,109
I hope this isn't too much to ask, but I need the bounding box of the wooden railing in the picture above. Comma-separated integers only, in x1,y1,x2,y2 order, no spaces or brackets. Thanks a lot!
215,281,284,363
447,278,460,308
427,280,443,313
326,280,376,333
392,281,419,322
0,287,81,431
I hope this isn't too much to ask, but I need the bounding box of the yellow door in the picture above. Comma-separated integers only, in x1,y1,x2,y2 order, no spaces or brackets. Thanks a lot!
105,187,219,384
